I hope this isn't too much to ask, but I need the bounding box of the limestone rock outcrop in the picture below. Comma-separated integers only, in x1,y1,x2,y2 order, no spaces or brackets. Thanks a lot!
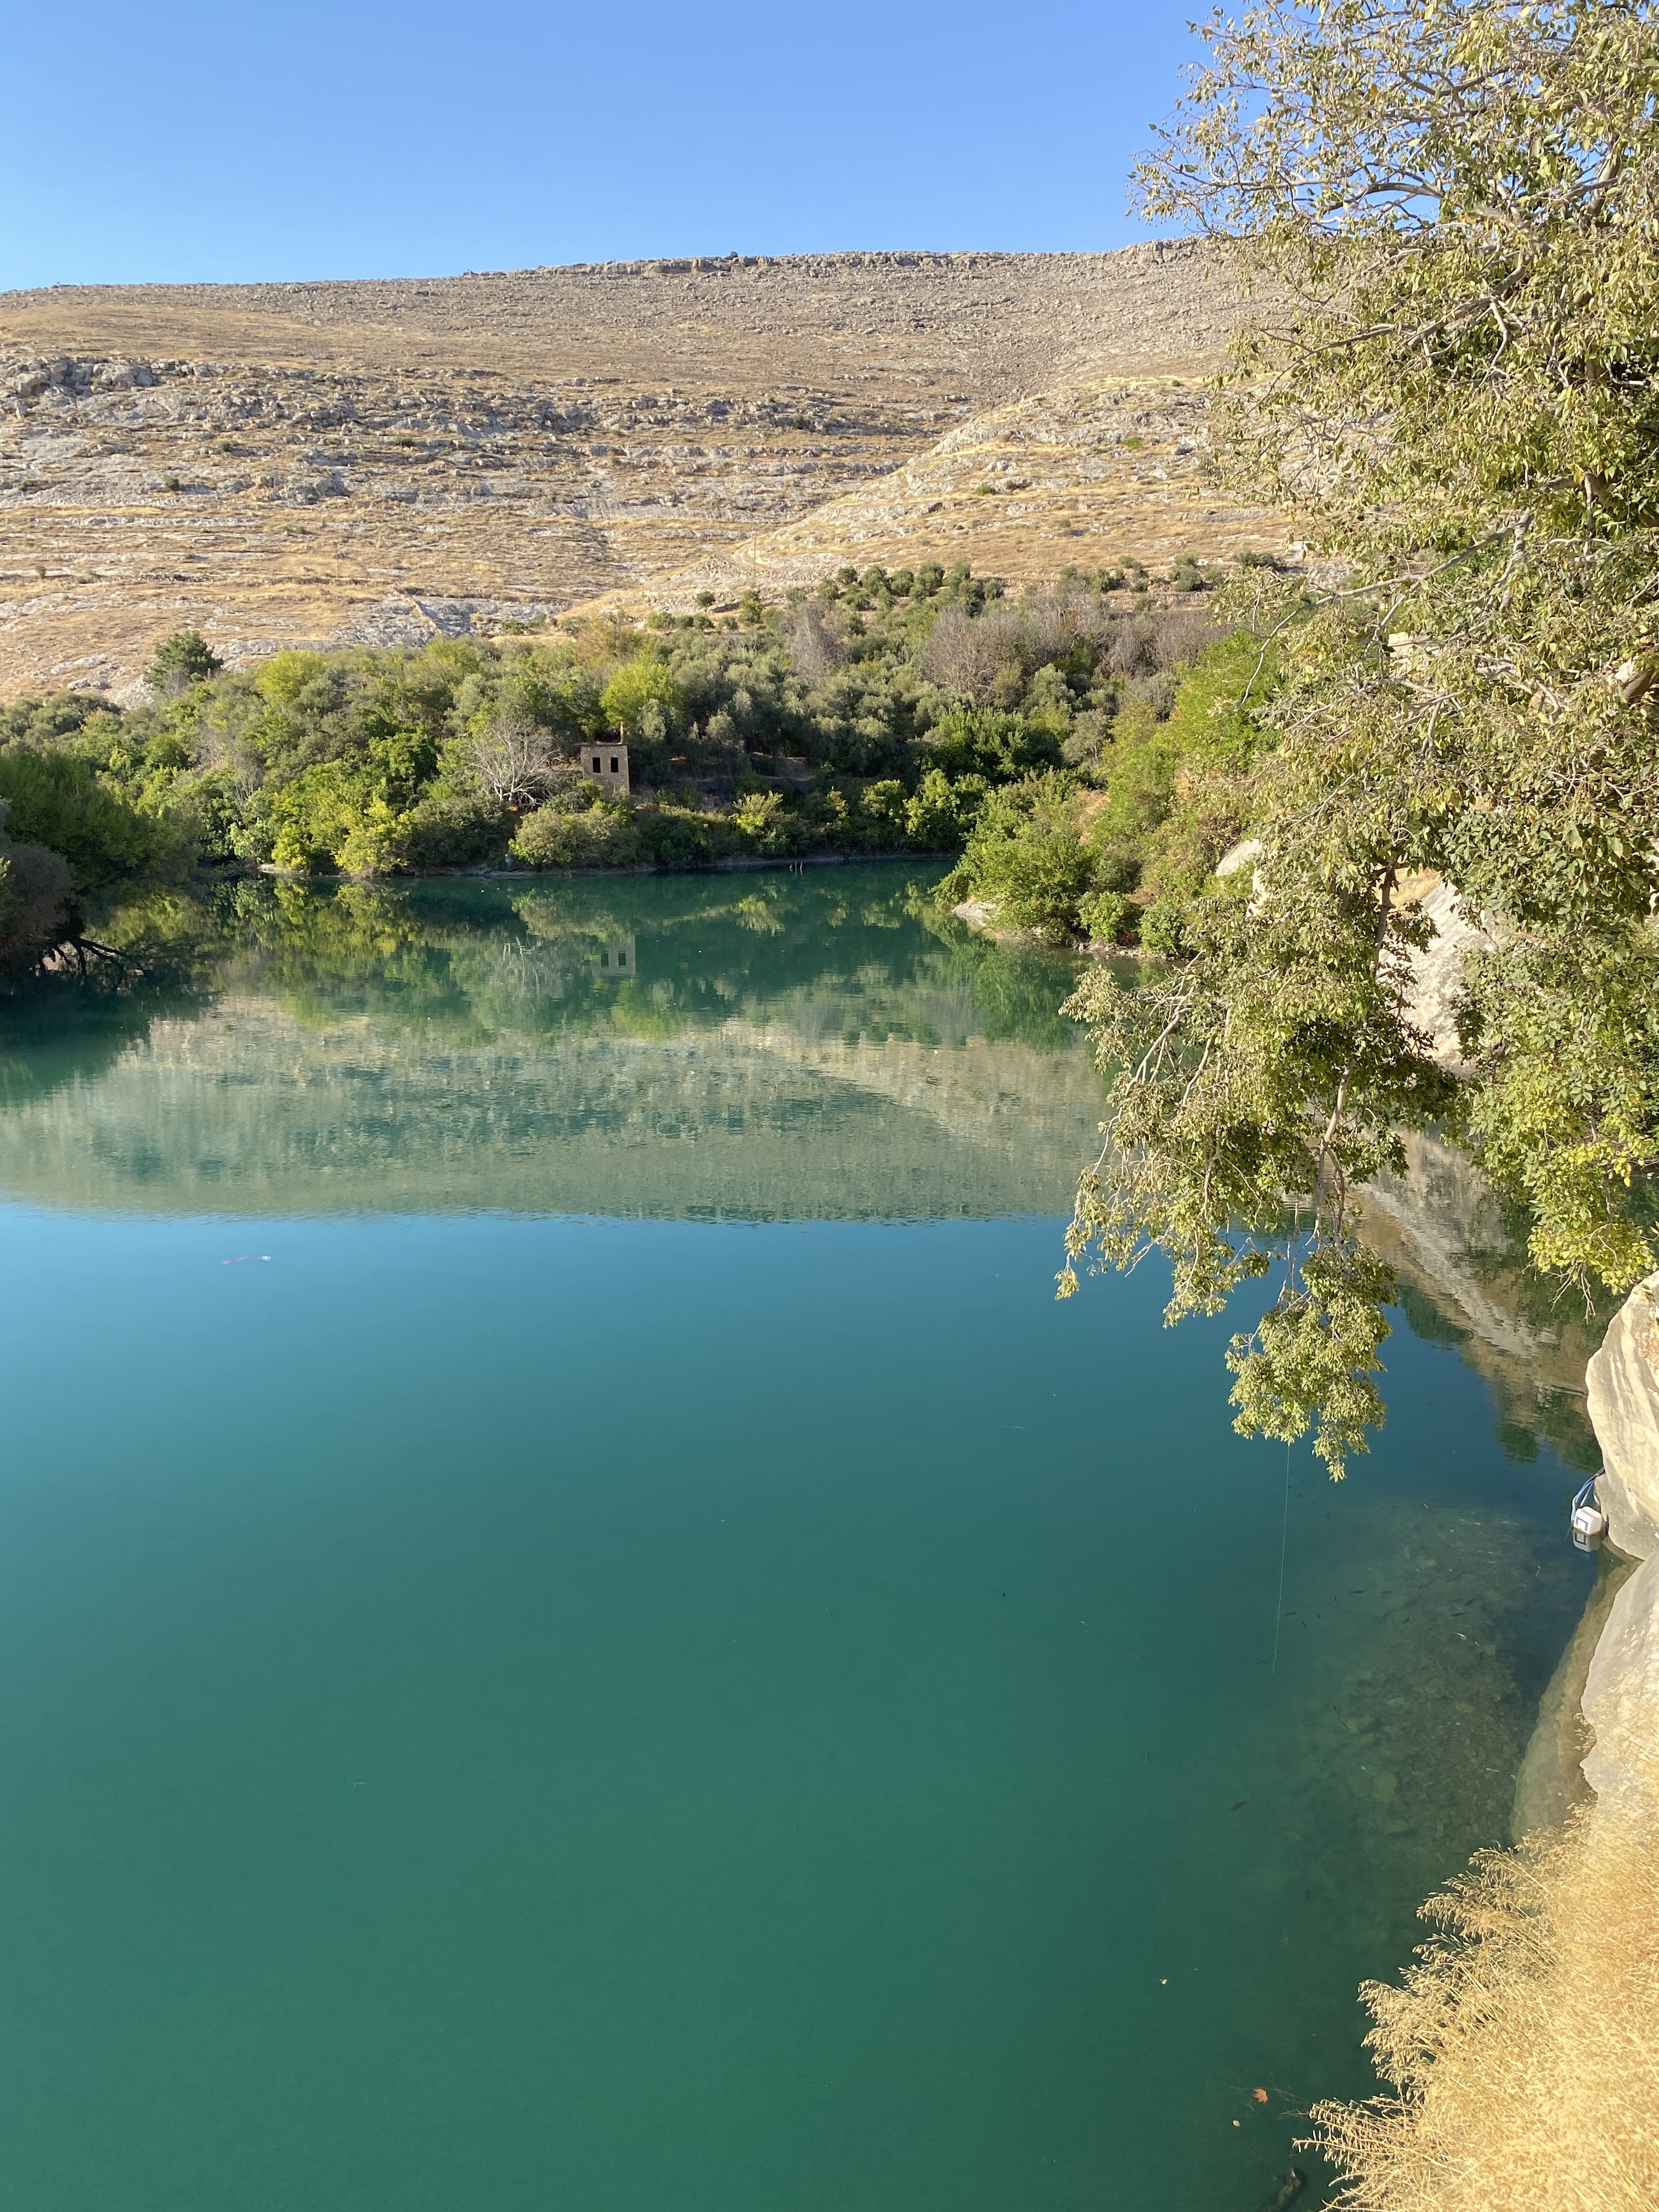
1401,874,1496,1075
1581,1273,1659,1817
1586,1274,1659,1558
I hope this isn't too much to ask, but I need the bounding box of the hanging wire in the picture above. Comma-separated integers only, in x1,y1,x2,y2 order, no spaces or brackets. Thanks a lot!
1271,1436,1292,1676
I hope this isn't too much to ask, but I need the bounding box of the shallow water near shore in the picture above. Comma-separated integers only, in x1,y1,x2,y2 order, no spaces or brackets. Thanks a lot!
0,870,1593,2211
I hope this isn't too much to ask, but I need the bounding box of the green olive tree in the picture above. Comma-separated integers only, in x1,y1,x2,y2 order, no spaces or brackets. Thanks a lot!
1062,0,1659,1471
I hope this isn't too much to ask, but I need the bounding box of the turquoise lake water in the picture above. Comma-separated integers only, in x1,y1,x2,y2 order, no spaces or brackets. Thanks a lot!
0,869,1593,2210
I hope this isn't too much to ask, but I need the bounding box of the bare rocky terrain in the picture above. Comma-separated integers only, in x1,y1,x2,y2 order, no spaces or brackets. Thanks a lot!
0,242,1277,695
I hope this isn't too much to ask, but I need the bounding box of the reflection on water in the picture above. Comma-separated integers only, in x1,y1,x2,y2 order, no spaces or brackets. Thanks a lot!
1361,1131,1606,1470
0,871,1101,1220
2,868,1606,1472
0,865,1601,2212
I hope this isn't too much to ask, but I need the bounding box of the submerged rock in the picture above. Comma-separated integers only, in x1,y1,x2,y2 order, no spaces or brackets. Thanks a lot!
1251,2169,1305,2212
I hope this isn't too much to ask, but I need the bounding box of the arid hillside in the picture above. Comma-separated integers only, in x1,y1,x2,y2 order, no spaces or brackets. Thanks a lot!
607,373,1282,614
0,242,1276,696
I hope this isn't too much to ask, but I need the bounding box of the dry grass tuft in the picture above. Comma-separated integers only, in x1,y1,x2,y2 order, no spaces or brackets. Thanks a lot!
1310,1766,1659,2210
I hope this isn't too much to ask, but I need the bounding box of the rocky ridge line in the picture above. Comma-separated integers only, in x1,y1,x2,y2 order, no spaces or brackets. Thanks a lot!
0,241,1253,694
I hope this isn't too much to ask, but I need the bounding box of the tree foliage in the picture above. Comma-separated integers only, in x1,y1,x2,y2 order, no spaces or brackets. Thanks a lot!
144,629,223,696
1063,0,1659,1469
0,564,1227,956
0,825,75,971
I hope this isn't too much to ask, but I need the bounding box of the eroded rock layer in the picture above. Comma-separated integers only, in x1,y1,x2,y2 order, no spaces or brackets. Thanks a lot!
0,244,1261,694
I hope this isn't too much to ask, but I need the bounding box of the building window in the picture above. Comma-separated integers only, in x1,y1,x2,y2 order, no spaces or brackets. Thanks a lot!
617,951,627,967
610,756,619,774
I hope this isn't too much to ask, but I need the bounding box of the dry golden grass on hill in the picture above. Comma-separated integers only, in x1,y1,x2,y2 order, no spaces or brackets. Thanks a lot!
1311,1768,1659,2210
0,242,1281,696
580,374,1283,616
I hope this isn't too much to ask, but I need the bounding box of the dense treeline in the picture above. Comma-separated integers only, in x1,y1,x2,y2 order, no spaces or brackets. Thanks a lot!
0,556,1237,971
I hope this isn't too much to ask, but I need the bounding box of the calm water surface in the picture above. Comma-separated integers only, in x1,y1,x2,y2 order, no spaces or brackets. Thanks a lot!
0,870,1592,2211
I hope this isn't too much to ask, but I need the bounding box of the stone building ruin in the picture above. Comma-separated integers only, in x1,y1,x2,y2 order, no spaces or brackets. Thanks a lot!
583,742,630,794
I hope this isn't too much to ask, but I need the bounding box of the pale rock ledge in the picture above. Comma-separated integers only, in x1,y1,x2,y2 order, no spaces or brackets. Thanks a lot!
1581,1272,1659,1816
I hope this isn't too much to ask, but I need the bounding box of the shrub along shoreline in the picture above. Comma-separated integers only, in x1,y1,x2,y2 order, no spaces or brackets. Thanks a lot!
256,845,964,883
0,555,1252,975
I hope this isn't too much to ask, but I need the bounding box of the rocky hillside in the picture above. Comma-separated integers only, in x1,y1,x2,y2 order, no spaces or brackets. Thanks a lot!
0,242,1266,696
601,374,1281,613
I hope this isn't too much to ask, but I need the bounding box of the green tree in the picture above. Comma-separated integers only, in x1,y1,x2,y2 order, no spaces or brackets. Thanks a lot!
599,657,685,741
905,768,986,850
1063,0,1659,1471
0,750,174,889
144,630,224,695
944,776,1101,940
255,651,330,709
510,801,641,870
0,826,75,968
923,705,1062,782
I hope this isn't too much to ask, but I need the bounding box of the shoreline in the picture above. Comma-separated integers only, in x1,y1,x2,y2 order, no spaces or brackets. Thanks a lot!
252,848,962,885
1578,1274,1659,1816
1516,1269,1659,1835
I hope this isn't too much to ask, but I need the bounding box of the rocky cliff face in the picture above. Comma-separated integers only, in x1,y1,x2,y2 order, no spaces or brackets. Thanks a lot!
1510,1269,1659,1838
1581,1274,1659,1816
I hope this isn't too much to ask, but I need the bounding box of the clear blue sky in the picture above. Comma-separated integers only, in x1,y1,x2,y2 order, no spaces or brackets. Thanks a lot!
2,0,1203,290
